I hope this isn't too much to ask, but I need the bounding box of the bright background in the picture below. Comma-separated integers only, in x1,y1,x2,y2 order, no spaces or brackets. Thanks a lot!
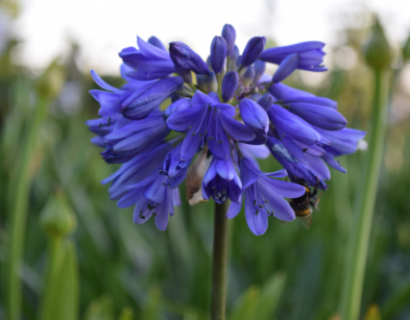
1,0,410,320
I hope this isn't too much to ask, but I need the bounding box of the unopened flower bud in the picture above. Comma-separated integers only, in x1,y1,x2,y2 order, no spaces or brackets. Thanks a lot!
148,36,166,51
206,71,218,93
40,192,76,239
222,24,236,55
222,71,239,102
241,36,266,67
210,36,227,73
272,53,299,83
364,17,392,70
242,66,255,87
257,93,274,111
254,60,266,84
169,41,210,74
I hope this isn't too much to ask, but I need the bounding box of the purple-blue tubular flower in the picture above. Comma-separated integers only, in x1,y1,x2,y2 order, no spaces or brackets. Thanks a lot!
102,143,173,200
164,98,191,119
222,24,236,55
117,171,180,231
148,36,166,51
260,41,327,72
241,36,266,67
253,60,266,84
222,71,239,102
272,53,299,83
161,143,191,188
227,157,306,235
286,102,347,131
257,93,274,111
119,37,175,80
242,66,255,87
169,41,209,74
167,91,255,160
202,157,242,204
315,127,366,172
267,137,328,190
210,36,227,73
120,77,183,119
104,112,170,159
269,83,337,109
239,98,269,143
87,24,365,234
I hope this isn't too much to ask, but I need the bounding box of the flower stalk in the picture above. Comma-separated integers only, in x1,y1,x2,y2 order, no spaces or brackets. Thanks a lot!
210,201,230,320
340,18,391,320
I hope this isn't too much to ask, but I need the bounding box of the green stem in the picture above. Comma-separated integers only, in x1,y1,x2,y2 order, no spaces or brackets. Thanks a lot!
340,69,390,320
7,97,48,320
210,201,230,320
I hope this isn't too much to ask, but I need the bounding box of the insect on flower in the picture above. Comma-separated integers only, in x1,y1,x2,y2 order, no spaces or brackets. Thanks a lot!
288,178,321,229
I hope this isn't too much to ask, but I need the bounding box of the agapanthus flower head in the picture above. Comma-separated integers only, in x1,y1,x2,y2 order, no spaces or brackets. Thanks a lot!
87,24,365,234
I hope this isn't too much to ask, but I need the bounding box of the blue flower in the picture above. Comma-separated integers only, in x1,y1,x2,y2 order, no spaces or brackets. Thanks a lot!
87,24,365,233
119,37,175,80
227,157,306,235
117,171,181,231
222,24,236,55
120,76,183,119
260,41,327,72
169,41,209,74
267,137,329,190
202,157,242,204
210,36,227,73
166,91,255,160
241,36,266,67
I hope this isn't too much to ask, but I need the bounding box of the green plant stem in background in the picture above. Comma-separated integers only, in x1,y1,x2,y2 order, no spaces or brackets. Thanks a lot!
210,201,230,320
6,97,48,320
340,69,390,320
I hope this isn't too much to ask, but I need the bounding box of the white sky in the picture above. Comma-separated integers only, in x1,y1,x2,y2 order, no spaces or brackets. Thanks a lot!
13,0,410,75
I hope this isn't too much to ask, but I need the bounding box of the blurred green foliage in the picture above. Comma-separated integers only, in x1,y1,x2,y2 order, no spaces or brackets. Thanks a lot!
1,7,410,320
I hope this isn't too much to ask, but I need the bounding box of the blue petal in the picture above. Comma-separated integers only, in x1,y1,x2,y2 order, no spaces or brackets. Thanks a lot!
289,102,347,130
148,36,166,51
227,199,243,219
240,157,261,188
207,110,229,159
257,93,274,111
215,158,235,181
322,152,347,173
169,41,209,74
239,98,268,134
238,143,270,159
210,36,227,73
222,71,239,102
241,36,266,67
222,24,236,55
260,184,296,222
219,113,256,142
166,106,204,131
245,188,268,235
305,153,331,180
272,53,299,83
164,98,191,118
90,70,121,93
262,177,306,198
155,202,169,231
191,90,212,108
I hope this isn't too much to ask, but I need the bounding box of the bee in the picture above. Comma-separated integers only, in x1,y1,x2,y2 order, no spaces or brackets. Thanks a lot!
288,178,321,229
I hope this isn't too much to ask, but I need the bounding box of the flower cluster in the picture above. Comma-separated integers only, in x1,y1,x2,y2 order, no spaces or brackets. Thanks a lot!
87,24,365,235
